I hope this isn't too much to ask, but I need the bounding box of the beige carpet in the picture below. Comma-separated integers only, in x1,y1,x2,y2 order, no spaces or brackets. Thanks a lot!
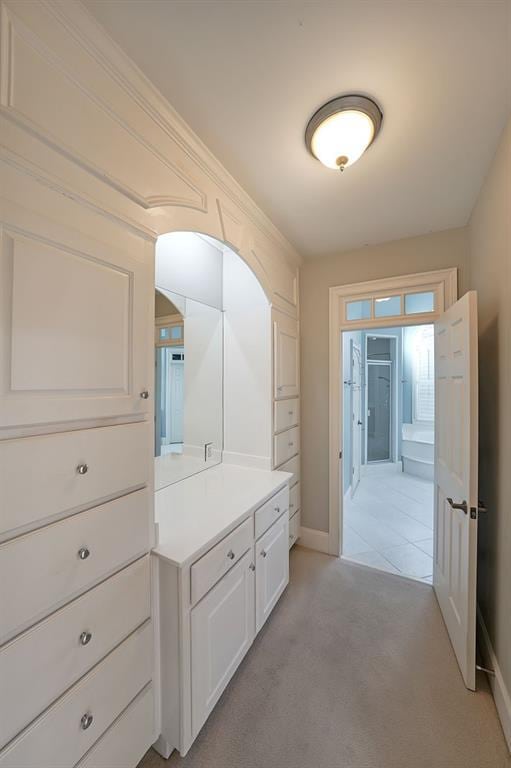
139,546,510,768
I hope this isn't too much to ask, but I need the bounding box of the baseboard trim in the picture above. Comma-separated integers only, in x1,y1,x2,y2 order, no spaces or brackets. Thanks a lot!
477,606,511,752
299,526,330,554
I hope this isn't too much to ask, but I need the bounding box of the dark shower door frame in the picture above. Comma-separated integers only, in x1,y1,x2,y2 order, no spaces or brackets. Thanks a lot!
366,359,393,463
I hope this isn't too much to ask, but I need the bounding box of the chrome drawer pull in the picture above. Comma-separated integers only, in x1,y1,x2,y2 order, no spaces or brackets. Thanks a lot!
288,411,293,416
80,713,94,730
249,563,255,572
76,463,88,475
290,503,294,509
227,550,235,560
261,550,267,558
79,631,92,646
140,390,150,399
78,547,90,560
274,506,280,513
288,442,294,447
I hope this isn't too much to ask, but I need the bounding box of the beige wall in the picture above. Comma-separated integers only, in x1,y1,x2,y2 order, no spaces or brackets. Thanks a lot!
468,116,511,693
300,227,469,533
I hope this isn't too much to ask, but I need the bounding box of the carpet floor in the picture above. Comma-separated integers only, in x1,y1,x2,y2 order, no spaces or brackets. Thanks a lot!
139,546,510,768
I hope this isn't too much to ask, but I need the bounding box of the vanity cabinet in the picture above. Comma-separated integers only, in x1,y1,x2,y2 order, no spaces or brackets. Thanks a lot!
191,550,256,735
154,469,290,758
255,514,289,632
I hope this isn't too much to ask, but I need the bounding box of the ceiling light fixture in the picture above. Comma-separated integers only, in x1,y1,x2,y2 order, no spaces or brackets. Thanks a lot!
305,94,383,172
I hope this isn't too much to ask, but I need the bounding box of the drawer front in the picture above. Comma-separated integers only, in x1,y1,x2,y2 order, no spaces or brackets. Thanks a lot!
191,517,253,605
0,622,152,768
0,556,150,748
274,398,299,434
0,421,151,539
289,511,301,549
276,454,300,483
289,482,301,519
75,684,154,768
0,489,149,643
273,426,300,467
255,486,289,540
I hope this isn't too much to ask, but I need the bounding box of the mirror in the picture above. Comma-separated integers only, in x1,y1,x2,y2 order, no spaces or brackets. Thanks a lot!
154,232,224,491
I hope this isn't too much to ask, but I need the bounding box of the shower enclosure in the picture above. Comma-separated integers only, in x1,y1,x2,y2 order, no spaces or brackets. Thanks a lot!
367,361,392,462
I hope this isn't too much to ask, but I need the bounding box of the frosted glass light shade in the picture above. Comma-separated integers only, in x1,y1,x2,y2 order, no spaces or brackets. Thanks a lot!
305,95,382,171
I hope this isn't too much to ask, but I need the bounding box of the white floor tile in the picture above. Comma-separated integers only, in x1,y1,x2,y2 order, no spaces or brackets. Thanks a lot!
343,463,434,584
414,538,434,557
380,543,433,579
344,550,400,576
342,525,373,556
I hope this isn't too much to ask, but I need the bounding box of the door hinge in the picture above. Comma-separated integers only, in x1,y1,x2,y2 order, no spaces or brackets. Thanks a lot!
339,451,342,459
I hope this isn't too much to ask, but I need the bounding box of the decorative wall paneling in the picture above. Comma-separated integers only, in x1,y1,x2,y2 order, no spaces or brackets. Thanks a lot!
0,0,301,764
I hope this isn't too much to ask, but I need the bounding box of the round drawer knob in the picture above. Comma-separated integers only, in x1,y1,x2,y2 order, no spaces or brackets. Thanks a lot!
80,713,94,731
227,550,235,560
140,390,150,400
288,411,293,416
288,442,294,448
249,563,255,572
76,464,88,475
261,550,267,558
79,631,92,646
274,506,280,513
78,547,90,561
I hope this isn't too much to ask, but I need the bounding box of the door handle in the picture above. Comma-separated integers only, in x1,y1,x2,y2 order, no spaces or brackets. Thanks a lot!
357,420,363,426
447,498,468,514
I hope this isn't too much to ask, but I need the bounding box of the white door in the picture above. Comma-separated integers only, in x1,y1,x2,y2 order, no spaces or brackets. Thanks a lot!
351,342,362,497
256,514,289,632
190,550,255,737
434,291,479,690
273,309,299,399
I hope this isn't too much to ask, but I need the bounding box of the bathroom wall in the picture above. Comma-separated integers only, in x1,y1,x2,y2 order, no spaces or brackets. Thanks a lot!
300,227,468,532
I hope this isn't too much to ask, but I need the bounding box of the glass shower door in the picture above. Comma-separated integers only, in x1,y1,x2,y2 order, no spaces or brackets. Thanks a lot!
367,362,392,462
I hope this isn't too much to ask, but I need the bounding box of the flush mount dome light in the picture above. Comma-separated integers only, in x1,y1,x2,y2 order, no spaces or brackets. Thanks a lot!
305,94,382,172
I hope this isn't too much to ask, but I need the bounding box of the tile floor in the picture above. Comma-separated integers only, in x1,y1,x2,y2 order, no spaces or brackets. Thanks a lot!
343,462,434,583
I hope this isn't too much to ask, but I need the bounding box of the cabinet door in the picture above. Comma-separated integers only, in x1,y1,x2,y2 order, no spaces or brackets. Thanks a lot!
191,550,255,738
273,310,299,399
0,200,153,428
256,514,289,632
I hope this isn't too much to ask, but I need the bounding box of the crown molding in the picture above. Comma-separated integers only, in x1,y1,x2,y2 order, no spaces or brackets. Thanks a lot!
45,0,302,267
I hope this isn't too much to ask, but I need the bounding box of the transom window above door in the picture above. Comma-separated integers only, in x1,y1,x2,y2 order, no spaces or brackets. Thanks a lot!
336,270,457,330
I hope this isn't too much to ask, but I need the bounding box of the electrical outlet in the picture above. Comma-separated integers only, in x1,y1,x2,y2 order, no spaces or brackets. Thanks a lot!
204,442,213,461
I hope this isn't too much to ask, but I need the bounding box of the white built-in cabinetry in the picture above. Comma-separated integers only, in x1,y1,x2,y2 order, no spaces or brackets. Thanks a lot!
153,466,290,758
273,308,301,547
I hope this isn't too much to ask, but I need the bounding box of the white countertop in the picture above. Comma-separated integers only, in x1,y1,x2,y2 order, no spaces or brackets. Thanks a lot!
153,463,292,567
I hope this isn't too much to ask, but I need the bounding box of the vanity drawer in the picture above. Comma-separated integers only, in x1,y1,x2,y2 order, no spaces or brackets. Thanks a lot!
274,398,299,434
0,622,152,768
0,421,150,539
274,426,300,466
276,454,300,483
191,517,253,605
254,486,289,539
289,482,301,519
0,489,149,643
75,684,154,768
0,556,150,748
289,511,301,549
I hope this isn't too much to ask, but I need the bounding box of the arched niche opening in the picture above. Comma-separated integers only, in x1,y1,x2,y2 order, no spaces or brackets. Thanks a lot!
154,231,271,490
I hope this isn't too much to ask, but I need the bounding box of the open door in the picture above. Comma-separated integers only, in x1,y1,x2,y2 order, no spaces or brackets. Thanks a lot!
434,291,479,690
351,342,362,497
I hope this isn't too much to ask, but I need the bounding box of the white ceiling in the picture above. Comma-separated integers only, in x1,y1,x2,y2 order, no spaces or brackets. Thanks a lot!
84,1,511,259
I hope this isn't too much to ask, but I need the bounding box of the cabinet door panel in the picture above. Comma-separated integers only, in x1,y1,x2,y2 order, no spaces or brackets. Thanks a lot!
191,550,255,738
273,310,299,400
256,514,289,632
0,205,152,428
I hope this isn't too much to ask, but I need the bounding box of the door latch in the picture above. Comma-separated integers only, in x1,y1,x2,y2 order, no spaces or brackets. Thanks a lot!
447,498,488,519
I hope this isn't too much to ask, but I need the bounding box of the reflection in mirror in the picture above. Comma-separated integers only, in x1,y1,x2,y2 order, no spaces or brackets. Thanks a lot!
154,232,225,490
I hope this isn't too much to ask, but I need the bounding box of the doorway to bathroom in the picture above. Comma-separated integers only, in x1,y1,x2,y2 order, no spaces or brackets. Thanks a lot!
342,324,434,583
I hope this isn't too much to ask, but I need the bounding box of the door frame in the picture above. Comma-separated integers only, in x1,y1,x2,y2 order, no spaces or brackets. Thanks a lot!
328,268,458,557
